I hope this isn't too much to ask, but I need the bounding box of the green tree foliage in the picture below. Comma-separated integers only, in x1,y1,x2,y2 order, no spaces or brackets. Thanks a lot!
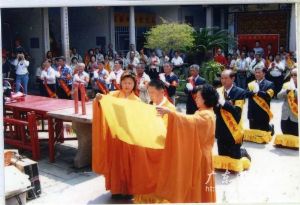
193,27,236,54
144,23,195,52
201,60,224,84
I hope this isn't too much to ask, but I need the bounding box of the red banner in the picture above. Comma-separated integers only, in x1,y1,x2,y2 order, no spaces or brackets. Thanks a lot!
237,34,280,56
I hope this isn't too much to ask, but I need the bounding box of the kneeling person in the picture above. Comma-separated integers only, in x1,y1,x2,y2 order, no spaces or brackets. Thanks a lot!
245,66,275,143
214,70,251,172
274,68,299,149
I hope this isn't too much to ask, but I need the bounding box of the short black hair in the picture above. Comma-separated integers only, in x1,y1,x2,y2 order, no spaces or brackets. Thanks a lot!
43,58,52,64
148,79,166,91
71,56,78,62
255,66,267,74
115,59,123,66
98,60,105,65
193,84,219,108
90,55,96,61
56,56,66,61
136,63,145,69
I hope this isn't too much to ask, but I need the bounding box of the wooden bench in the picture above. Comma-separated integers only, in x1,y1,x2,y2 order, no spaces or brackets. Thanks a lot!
4,112,40,160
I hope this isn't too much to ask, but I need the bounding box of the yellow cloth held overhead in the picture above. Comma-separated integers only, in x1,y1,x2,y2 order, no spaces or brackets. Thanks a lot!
243,129,272,144
213,155,251,172
99,94,167,149
274,134,299,148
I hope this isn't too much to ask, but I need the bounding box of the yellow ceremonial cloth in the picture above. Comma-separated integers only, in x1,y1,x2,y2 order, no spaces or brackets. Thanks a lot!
92,90,141,194
274,134,299,148
213,155,251,172
100,94,167,149
133,98,175,203
243,129,272,144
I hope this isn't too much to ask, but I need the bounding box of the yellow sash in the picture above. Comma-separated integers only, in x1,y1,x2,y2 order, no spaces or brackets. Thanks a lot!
282,82,298,118
287,91,298,119
252,95,273,120
220,109,243,144
248,81,273,120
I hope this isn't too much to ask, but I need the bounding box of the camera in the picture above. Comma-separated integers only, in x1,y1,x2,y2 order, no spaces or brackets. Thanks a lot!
17,53,24,61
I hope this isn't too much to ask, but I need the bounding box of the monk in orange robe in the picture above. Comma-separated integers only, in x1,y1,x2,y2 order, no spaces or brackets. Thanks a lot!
92,71,140,199
93,78,218,202
153,84,218,203
132,79,175,202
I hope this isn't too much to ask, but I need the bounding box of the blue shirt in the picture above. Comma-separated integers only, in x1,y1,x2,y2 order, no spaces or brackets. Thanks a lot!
165,73,178,97
60,66,73,85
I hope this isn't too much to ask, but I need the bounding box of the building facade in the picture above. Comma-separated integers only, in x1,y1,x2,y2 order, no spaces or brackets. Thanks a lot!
0,3,296,88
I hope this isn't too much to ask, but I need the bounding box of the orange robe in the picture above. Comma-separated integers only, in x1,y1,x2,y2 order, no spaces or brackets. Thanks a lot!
92,90,140,194
154,109,216,203
93,95,216,202
131,98,176,195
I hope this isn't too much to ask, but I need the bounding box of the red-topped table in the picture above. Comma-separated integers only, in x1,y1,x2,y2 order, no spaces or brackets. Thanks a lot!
5,95,75,162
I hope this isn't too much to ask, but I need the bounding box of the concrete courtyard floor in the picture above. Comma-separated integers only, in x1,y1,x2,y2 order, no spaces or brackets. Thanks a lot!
23,99,300,204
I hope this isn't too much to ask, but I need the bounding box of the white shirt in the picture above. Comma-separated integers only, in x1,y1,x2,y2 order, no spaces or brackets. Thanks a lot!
137,72,151,103
137,72,151,91
246,57,254,65
224,84,234,96
93,69,109,82
107,69,124,84
73,71,89,86
36,67,42,77
96,53,104,62
171,56,183,66
269,61,285,77
70,64,77,73
229,59,236,69
235,58,249,72
12,59,30,75
149,56,160,72
40,66,56,84
125,57,140,72
126,50,140,59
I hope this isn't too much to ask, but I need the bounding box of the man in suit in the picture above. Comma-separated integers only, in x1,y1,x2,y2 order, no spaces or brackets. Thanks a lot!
215,70,250,160
247,66,275,136
184,64,206,114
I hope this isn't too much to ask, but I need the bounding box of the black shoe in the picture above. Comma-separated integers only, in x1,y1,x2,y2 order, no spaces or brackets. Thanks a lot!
270,124,275,136
111,194,123,200
241,148,251,162
122,195,133,200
